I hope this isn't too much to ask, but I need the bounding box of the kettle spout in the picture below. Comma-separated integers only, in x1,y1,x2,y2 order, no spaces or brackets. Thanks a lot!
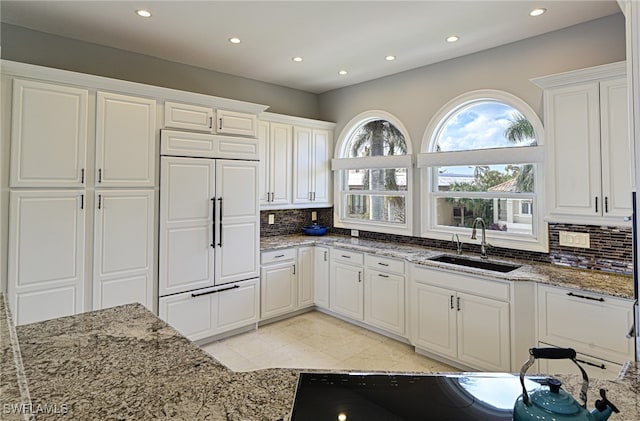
591,389,620,421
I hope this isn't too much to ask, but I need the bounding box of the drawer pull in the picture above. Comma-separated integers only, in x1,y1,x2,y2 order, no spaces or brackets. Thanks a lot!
576,358,606,370
378,273,389,278
377,262,389,267
275,254,285,258
567,292,605,302
191,284,239,297
341,255,351,259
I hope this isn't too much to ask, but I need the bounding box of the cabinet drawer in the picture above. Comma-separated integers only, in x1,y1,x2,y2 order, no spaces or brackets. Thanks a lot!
537,285,634,364
262,248,296,265
331,248,364,266
365,254,405,274
538,342,623,381
412,264,509,301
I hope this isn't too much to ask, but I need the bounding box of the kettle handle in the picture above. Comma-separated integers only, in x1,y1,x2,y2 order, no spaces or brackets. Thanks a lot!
519,347,589,408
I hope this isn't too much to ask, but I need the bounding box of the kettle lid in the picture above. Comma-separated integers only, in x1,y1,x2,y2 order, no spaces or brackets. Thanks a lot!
529,378,583,415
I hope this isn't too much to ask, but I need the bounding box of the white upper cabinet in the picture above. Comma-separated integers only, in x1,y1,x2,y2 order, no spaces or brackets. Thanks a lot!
216,109,258,137
96,92,156,187
164,101,214,132
534,63,630,225
293,127,332,205
10,79,88,187
93,190,155,311
258,121,293,206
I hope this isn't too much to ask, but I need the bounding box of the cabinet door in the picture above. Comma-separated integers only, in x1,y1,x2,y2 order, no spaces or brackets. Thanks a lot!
93,190,154,311
292,126,313,203
10,79,88,187
216,279,260,332
412,283,457,359
456,292,510,372
314,246,330,309
164,101,213,132
261,262,296,319
365,270,405,336
600,77,632,218
258,121,271,205
96,92,156,187
546,83,601,217
311,129,331,203
159,157,215,296
270,122,293,205
329,261,364,321
215,160,259,285
216,109,257,137
297,246,315,308
8,190,86,325
159,290,217,341
538,343,622,381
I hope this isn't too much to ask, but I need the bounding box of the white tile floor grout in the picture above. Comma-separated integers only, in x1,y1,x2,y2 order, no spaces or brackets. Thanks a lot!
201,310,458,373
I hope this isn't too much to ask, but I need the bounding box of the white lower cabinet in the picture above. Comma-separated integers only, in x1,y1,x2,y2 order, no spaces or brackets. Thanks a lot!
314,246,330,309
364,254,405,336
537,343,623,381
329,249,364,321
410,264,511,372
93,190,155,311
537,284,634,378
261,249,297,320
158,279,259,342
297,246,315,308
7,190,86,325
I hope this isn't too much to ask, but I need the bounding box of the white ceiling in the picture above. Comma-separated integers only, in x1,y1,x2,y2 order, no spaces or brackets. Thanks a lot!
0,1,622,94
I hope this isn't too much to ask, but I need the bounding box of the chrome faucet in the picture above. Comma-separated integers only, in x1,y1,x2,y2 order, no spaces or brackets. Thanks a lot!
452,234,463,255
470,217,489,259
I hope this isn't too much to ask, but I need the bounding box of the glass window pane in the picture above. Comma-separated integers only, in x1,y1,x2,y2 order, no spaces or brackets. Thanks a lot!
435,197,533,235
344,168,407,192
345,194,406,224
436,101,537,152
436,164,534,193
346,120,407,157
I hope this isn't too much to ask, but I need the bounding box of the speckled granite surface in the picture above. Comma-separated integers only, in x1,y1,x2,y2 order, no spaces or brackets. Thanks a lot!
2,293,639,420
262,234,635,299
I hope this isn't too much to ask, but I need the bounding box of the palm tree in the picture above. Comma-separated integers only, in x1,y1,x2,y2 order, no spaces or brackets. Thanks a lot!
350,120,407,221
504,112,535,192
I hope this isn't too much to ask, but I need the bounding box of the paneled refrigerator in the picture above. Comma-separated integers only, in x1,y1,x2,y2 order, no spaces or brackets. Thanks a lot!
158,130,260,342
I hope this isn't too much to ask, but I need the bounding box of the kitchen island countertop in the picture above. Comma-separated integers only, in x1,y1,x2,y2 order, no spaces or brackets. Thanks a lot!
261,234,635,299
2,293,639,420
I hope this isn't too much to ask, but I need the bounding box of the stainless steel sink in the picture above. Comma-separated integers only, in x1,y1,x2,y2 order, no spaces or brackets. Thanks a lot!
428,254,520,273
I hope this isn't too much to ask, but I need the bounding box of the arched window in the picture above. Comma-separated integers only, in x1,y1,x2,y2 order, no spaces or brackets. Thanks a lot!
418,90,547,252
333,111,413,235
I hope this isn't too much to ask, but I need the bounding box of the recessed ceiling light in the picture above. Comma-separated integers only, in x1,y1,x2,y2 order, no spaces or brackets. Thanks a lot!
338,70,348,76
446,35,459,43
385,55,396,61
292,56,303,62
228,37,241,44
529,8,547,17
135,9,152,18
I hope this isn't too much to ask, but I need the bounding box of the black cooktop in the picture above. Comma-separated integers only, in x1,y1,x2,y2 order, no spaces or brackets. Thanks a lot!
290,372,548,421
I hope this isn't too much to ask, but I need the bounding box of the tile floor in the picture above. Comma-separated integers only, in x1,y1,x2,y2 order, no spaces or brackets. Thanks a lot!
201,310,458,373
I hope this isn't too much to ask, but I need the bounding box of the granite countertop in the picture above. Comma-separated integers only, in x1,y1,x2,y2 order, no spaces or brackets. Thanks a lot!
1,293,639,420
261,234,635,300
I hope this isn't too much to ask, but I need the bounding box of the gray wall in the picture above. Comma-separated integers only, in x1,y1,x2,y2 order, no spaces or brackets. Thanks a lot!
0,23,320,119
317,13,627,152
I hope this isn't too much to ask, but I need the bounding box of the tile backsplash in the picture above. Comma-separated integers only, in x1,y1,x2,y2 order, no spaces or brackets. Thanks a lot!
260,208,633,274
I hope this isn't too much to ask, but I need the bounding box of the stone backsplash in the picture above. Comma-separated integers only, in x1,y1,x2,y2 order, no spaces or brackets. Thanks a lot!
260,208,633,274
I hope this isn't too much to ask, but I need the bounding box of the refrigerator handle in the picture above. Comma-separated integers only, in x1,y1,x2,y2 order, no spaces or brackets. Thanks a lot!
211,198,216,248
217,197,223,247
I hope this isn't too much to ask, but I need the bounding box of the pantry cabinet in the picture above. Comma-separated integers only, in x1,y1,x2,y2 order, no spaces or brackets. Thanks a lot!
293,127,332,205
537,284,634,378
93,190,155,311
10,79,88,187
533,62,630,225
258,120,292,206
410,265,511,372
95,92,156,187
7,190,86,325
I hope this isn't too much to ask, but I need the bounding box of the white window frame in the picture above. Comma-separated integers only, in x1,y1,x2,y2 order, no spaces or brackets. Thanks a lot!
332,110,413,236
418,90,548,252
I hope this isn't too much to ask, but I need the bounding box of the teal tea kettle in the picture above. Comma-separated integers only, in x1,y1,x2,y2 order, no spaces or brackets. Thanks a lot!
513,347,620,421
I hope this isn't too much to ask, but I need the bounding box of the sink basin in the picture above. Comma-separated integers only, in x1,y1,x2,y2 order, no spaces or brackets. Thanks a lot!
428,254,520,273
